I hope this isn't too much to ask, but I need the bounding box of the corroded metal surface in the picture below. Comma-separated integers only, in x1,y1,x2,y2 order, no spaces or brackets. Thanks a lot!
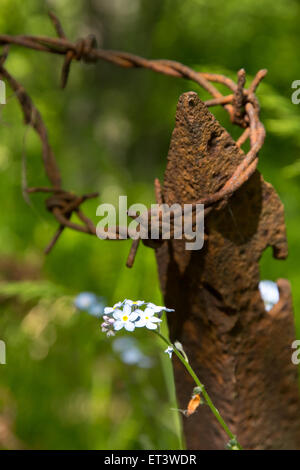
155,91,300,449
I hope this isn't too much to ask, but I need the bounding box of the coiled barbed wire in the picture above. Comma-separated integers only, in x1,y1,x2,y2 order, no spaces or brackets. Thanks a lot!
0,12,267,267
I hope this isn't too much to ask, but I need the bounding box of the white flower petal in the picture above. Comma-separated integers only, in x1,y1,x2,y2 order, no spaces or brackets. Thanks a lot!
135,318,147,328
113,301,123,309
113,309,123,320
146,303,159,311
259,280,279,305
144,307,156,317
123,303,131,316
131,300,145,307
265,302,273,312
104,307,114,314
124,299,143,307
150,316,162,323
164,346,174,358
146,321,158,330
114,320,124,331
125,321,135,332
129,311,139,322
147,303,174,313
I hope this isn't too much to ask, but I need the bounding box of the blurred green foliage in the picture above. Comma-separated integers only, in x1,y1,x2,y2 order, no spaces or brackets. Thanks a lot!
0,0,299,450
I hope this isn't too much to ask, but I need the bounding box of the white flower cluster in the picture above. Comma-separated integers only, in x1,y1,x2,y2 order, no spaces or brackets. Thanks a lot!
101,299,174,335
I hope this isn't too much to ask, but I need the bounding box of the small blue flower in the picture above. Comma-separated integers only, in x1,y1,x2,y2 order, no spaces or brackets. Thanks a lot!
75,292,106,317
259,280,280,311
112,337,137,353
88,302,105,317
113,304,139,332
101,299,174,335
164,346,174,359
120,349,152,368
134,307,162,330
146,303,175,315
74,292,97,311
112,337,152,368
121,347,144,365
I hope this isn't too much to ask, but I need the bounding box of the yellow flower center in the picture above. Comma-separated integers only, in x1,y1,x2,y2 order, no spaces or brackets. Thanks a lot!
145,316,149,320
122,315,128,321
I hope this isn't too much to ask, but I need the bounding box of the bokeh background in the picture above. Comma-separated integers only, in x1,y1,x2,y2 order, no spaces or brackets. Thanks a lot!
0,0,300,450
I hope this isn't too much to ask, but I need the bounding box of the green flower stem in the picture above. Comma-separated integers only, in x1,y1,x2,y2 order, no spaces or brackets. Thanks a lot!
154,330,243,450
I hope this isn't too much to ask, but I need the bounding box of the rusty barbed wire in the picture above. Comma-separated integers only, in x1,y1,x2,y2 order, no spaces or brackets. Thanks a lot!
0,11,267,267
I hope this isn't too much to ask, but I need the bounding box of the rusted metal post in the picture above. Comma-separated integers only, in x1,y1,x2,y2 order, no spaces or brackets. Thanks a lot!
155,91,300,450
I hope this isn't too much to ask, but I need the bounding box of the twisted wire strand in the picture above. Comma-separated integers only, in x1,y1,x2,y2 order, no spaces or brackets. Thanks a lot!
0,12,267,267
